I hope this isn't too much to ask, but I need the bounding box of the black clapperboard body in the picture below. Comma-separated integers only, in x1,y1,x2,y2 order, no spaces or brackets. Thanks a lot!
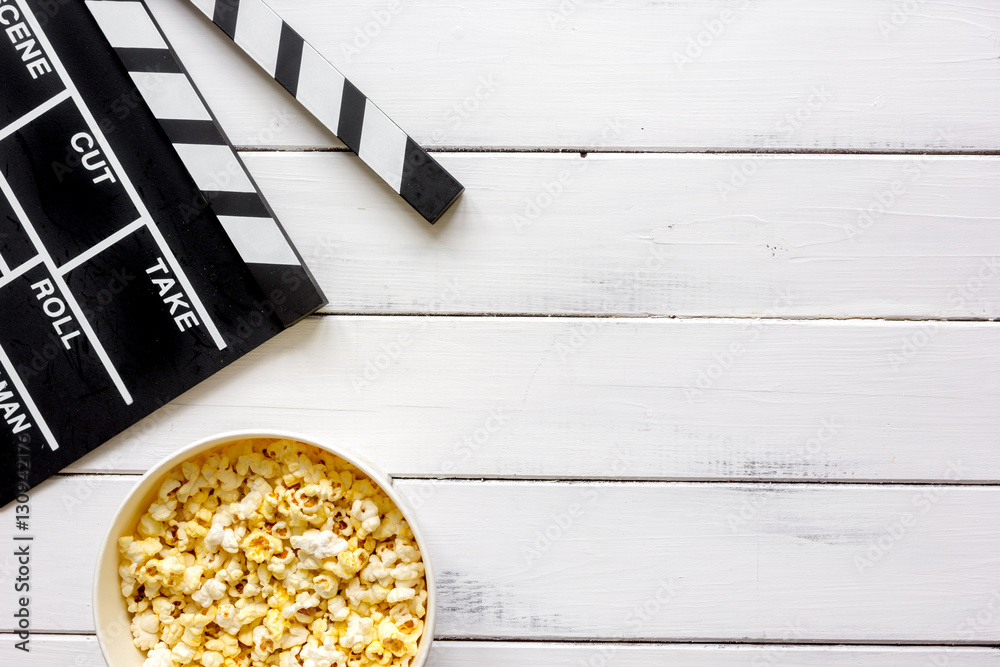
0,0,328,504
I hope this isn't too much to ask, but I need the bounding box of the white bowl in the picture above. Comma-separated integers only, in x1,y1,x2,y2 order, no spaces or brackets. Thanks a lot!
94,430,436,667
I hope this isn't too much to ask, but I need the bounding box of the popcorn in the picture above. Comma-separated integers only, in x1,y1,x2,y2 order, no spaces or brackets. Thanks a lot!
178,565,204,595
121,536,163,564
385,588,414,604
170,641,195,664
312,573,339,598
120,439,427,667
242,530,281,563
281,624,310,650
192,578,227,607
376,619,408,658
131,610,161,650
340,613,375,653
291,529,349,562
251,624,276,661
215,603,242,635
327,595,350,622
142,646,174,667
351,500,380,536
301,635,348,667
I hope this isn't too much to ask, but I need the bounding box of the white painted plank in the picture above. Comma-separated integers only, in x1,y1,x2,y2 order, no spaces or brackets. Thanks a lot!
238,152,1000,319
4,635,999,667
142,0,1000,150
428,643,1000,667
2,477,998,641
66,316,1000,482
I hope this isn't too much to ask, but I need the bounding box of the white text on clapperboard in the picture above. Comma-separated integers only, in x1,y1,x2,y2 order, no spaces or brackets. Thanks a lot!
0,0,53,79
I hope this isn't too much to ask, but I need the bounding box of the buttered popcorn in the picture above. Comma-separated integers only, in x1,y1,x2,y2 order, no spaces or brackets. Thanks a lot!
119,439,427,667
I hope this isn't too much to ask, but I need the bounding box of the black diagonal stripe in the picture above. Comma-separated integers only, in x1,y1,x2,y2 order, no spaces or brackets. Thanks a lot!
274,22,304,97
245,263,326,327
114,47,183,73
399,138,465,224
213,0,240,39
201,191,271,218
337,80,366,154
159,119,225,145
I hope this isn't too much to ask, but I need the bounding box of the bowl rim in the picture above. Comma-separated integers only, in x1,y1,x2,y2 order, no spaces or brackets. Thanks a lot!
93,429,436,667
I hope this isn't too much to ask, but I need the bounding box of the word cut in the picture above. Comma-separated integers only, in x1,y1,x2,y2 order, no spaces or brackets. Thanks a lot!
70,132,117,185
0,0,53,80
146,257,200,332
28,278,82,349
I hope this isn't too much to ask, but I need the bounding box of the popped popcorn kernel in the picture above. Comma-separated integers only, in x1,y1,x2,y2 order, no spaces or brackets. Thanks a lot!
120,438,427,667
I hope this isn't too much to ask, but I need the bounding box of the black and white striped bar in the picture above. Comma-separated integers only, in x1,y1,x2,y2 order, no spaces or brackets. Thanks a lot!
85,0,326,327
186,0,464,224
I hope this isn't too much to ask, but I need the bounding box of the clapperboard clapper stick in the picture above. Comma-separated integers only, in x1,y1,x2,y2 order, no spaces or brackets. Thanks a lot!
192,0,464,223
85,0,325,327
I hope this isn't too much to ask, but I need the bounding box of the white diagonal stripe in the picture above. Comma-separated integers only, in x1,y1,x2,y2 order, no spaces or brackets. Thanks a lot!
173,144,255,192
130,72,211,121
359,100,407,193
234,0,283,76
189,0,215,19
217,216,299,266
85,1,166,49
295,43,345,136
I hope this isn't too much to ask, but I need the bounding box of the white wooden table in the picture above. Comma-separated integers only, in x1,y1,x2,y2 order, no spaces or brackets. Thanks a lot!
4,0,1000,664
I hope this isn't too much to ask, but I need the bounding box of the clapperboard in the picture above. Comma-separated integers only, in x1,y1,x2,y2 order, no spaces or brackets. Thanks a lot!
0,0,463,505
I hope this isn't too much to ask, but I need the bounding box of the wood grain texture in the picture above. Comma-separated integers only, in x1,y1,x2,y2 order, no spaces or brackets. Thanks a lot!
5,636,1000,666
2,477,998,641
65,316,1000,482
142,0,1000,150
237,152,1000,319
